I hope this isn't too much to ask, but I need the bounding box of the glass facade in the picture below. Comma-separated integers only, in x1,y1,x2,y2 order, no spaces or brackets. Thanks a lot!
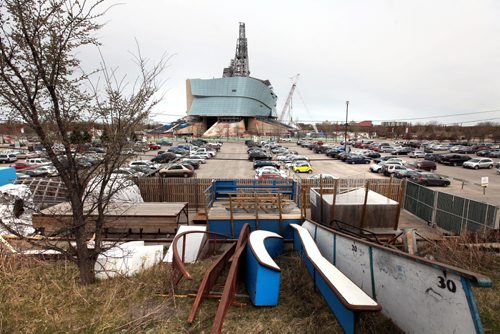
187,77,278,118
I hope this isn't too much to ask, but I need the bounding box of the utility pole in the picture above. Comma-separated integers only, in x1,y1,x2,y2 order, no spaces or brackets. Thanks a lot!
344,101,349,152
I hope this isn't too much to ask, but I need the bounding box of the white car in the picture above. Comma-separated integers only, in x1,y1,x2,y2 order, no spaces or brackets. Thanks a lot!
129,160,160,169
462,158,494,170
308,174,339,180
255,167,287,179
36,165,59,177
408,151,426,158
379,146,395,153
186,155,207,164
195,148,216,157
26,158,50,165
0,153,17,163
369,161,403,173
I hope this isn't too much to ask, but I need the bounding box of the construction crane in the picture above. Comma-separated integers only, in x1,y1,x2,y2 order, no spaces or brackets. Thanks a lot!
278,74,319,133
278,74,300,125
296,88,319,134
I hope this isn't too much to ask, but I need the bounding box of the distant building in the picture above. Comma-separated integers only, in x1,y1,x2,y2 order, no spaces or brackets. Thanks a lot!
381,121,410,127
161,23,292,138
352,120,373,127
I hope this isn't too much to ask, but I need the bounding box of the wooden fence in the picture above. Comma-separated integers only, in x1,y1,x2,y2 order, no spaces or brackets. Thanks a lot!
134,177,403,209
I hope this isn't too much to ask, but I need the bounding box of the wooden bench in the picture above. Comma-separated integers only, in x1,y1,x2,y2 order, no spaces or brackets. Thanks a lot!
290,223,381,334
220,193,294,213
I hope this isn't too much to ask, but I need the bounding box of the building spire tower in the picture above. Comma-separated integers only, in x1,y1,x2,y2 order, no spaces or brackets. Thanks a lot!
223,22,250,77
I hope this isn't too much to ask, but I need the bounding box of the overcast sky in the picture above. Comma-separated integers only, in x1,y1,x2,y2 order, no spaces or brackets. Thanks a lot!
82,0,500,125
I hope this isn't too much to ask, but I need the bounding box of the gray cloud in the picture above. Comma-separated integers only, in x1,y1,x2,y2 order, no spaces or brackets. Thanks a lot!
80,0,500,125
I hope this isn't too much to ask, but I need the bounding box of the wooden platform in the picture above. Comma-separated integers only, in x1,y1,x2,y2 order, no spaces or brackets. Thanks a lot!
206,193,303,239
32,202,188,238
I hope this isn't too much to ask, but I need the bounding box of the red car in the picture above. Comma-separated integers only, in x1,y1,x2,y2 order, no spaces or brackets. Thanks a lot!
148,144,161,150
10,162,29,170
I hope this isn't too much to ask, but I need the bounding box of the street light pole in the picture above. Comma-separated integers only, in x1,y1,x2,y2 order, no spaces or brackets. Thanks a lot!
344,101,349,152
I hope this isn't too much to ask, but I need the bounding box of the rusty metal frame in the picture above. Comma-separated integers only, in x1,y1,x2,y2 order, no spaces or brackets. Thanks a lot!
211,224,250,334
171,230,231,285
187,242,236,323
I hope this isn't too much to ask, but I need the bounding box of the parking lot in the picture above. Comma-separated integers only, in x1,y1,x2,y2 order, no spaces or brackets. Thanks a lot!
2,140,499,207
193,141,500,207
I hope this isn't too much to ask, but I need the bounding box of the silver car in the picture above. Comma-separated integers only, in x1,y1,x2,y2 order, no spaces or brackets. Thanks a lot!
462,158,494,170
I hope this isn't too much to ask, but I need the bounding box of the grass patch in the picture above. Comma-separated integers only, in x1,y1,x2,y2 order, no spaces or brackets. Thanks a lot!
0,239,497,333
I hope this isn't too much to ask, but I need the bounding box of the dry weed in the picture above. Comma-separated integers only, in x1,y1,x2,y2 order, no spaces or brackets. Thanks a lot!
1,240,496,333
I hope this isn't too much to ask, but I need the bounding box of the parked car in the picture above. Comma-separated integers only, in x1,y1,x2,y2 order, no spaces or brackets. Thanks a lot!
440,154,471,167
408,151,426,158
34,165,58,177
290,155,310,162
253,160,281,169
487,150,500,158
424,153,443,162
308,174,339,180
26,158,50,165
360,150,381,159
313,145,334,154
194,147,216,157
455,146,476,154
462,158,494,170
373,155,399,164
249,151,272,161
10,162,30,170
382,164,407,176
394,169,419,179
255,170,286,180
151,152,177,163
24,167,50,177
291,161,313,173
417,160,437,171
325,149,342,159
16,172,31,179
391,147,413,155
369,161,403,173
181,159,201,169
410,172,450,187
10,150,28,159
412,160,437,171
159,163,194,178
156,140,173,146
255,166,286,177
0,153,17,163
378,145,395,153
129,160,158,169
168,147,189,156
148,144,161,150
186,155,207,164
346,155,371,164
476,149,491,157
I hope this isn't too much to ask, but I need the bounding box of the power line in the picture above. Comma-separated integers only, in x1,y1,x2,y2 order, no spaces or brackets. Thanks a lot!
294,109,500,123
371,109,500,122
441,117,500,126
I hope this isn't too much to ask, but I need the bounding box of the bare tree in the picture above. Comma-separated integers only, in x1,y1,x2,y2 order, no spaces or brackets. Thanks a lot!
0,0,168,283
